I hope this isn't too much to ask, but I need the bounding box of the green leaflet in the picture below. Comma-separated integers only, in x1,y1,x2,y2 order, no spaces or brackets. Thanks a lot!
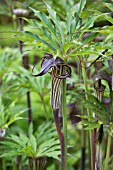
45,151,60,160
83,33,99,44
82,12,113,31
103,13,113,24
23,31,56,51
29,135,37,153
82,14,99,30
66,0,86,40
0,141,21,149
30,19,59,49
104,3,113,12
44,2,64,45
77,0,86,15
0,150,22,157
105,33,113,43
66,6,82,41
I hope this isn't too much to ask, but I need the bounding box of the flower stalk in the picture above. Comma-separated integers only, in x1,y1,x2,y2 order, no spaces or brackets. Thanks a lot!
62,78,67,170
53,109,64,170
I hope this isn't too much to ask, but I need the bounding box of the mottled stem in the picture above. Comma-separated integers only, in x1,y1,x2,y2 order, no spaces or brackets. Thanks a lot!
18,17,32,124
53,110,65,170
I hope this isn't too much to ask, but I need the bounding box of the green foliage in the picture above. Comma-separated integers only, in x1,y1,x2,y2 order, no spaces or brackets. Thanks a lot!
0,99,26,129
68,91,110,124
21,1,88,57
0,0,113,169
0,122,60,160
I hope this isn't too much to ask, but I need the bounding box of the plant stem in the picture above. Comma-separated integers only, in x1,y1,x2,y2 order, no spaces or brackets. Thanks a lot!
53,110,64,170
104,134,111,170
80,107,86,170
33,159,36,170
81,61,95,170
27,91,32,124
2,159,6,170
62,78,67,170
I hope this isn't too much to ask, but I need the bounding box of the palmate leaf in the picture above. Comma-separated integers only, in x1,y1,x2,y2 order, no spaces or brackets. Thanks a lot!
29,7,60,45
0,122,60,160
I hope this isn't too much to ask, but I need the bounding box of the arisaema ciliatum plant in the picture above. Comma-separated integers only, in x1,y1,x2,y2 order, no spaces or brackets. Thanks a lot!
19,1,88,169
32,53,71,170
69,68,112,170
